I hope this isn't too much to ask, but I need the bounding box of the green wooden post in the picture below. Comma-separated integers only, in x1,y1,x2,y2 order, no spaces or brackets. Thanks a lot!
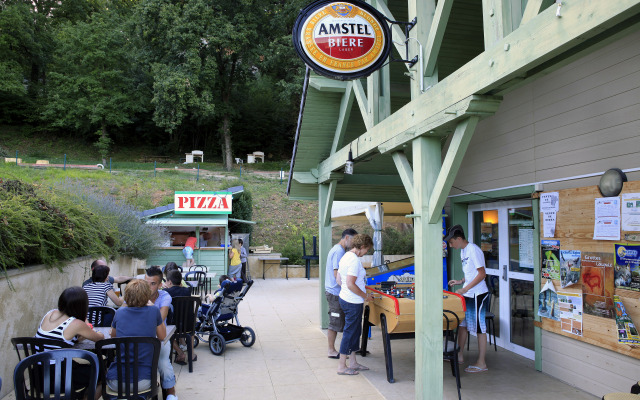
412,136,443,400
224,225,229,275
318,181,336,329
195,226,200,265
533,198,543,371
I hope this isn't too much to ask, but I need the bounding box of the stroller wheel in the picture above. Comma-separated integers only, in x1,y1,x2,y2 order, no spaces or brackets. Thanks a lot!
193,336,199,348
240,327,256,347
209,333,226,355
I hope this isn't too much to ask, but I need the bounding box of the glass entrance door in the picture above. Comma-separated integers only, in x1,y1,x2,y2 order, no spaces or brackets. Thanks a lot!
468,200,535,359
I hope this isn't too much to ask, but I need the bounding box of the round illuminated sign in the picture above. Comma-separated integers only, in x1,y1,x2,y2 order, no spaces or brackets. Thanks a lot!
292,0,391,80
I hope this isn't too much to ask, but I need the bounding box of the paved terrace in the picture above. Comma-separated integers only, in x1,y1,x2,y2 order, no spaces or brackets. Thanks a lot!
3,279,597,400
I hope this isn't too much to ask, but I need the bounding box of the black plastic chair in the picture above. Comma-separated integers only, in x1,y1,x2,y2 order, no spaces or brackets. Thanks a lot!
11,337,72,361
467,289,497,352
87,306,117,327
301,236,319,280
13,349,99,400
95,336,161,400
171,296,202,373
443,310,462,400
184,271,207,297
190,265,207,273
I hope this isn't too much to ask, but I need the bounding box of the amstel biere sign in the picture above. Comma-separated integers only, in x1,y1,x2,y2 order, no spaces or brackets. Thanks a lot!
293,0,391,80
174,192,232,214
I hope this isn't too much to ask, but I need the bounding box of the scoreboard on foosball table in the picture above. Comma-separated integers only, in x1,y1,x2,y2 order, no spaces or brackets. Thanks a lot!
359,281,466,383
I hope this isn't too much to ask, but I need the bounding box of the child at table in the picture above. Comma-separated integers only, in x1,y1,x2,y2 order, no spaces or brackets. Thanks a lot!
36,286,106,399
108,279,166,392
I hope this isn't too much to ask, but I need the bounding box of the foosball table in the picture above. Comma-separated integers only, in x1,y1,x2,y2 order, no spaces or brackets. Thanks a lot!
360,281,466,383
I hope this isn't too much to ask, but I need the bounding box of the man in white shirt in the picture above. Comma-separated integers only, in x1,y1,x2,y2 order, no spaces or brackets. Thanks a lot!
446,225,490,373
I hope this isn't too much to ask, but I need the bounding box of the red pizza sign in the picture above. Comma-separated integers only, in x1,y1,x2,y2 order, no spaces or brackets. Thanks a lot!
293,1,391,80
174,192,232,214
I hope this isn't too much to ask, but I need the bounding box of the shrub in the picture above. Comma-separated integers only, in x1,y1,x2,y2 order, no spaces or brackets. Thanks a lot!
56,180,167,259
0,180,117,274
230,190,253,237
381,226,414,255
0,146,9,158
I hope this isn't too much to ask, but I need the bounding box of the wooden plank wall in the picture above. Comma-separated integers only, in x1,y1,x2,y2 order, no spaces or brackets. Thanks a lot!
537,182,640,361
452,28,640,195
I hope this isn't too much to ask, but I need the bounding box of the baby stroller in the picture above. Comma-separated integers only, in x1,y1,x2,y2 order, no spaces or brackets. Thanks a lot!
194,279,256,355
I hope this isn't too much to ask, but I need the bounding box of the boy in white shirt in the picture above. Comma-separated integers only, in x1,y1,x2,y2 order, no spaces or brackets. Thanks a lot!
446,225,489,373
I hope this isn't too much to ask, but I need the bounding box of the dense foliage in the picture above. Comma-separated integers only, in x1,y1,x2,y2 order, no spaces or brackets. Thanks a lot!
0,178,166,274
0,0,308,167
230,191,254,236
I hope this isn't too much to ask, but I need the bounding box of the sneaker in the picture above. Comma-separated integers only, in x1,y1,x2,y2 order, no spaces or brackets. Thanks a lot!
166,395,178,400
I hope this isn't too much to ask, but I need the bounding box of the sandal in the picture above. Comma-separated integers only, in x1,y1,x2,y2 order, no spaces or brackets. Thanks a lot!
337,368,359,376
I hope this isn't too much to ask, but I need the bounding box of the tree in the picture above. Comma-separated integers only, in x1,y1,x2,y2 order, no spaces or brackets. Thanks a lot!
41,11,143,163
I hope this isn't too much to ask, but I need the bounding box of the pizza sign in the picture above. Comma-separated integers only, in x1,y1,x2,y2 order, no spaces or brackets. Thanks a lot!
174,192,232,214
293,0,391,80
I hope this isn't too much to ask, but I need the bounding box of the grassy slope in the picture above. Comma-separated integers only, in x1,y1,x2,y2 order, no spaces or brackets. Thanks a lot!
0,160,318,265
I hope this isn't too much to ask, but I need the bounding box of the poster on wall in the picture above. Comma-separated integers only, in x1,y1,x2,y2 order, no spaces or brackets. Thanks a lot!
480,222,492,252
560,250,581,288
594,197,621,240
621,193,640,232
541,240,561,280
538,279,560,321
541,192,560,212
614,244,640,291
581,252,615,319
558,291,583,336
518,228,535,270
614,295,640,345
543,211,557,238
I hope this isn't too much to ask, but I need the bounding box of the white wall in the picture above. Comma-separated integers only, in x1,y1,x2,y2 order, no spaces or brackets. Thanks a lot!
0,256,144,398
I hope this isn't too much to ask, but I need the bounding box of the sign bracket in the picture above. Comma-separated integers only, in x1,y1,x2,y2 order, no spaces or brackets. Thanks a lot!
384,17,418,67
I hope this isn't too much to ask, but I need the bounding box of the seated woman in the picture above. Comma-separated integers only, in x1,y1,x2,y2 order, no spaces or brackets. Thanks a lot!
83,263,124,309
36,286,106,399
162,262,188,288
107,279,166,392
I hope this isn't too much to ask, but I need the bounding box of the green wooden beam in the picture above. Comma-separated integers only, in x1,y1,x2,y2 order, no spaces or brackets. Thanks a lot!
322,180,337,227
292,172,317,184
340,173,403,186
409,0,436,99
353,79,371,130
318,183,334,328
331,81,354,155
423,0,454,77
318,172,344,184
412,136,443,400
309,76,348,92
316,0,639,176
482,0,514,49
377,95,501,154
520,0,554,26
391,151,416,210
374,0,410,72
428,117,480,223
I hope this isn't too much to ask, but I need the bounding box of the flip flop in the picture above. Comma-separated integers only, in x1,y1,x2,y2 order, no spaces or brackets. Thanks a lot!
337,368,359,376
175,354,197,365
328,354,340,359
464,365,488,373
351,365,369,371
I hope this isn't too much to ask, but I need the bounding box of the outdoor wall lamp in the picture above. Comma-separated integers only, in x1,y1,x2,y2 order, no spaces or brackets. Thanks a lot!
598,168,627,197
345,147,354,175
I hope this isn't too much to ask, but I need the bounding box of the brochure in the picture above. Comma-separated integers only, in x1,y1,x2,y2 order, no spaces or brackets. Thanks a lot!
560,250,581,288
614,295,640,345
614,244,640,291
557,291,583,336
581,252,615,319
538,279,560,321
541,240,561,280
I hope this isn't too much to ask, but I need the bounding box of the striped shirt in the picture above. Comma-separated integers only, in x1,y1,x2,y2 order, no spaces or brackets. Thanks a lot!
35,310,76,350
83,281,113,307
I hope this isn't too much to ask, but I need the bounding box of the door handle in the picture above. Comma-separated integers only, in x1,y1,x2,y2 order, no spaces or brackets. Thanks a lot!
502,266,507,282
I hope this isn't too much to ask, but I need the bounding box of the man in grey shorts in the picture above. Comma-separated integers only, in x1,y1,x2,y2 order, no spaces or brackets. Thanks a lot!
325,228,357,358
